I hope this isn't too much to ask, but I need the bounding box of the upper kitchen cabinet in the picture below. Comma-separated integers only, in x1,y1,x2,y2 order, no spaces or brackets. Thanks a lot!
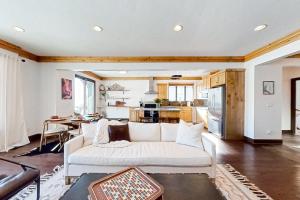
210,71,226,88
201,75,211,90
157,83,168,99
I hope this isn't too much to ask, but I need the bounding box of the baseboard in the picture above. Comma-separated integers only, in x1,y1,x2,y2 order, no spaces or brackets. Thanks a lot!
282,130,293,134
28,133,41,142
244,136,282,144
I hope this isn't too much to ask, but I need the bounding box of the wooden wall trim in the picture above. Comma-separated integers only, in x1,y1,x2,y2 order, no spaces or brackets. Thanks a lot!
81,71,102,80
101,76,201,80
244,136,283,144
0,39,38,61
282,130,293,134
244,29,300,61
37,56,244,63
154,77,202,80
287,54,300,58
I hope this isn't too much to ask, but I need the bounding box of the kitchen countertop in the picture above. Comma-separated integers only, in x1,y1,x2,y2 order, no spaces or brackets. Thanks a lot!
134,107,181,111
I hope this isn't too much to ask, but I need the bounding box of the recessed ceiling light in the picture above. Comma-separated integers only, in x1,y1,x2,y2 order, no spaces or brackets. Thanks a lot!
119,71,127,74
13,26,25,32
254,24,268,31
93,26,103,32
173,25,183,32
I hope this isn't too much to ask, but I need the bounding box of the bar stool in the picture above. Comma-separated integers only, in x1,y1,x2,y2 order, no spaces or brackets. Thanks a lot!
168,117,180,123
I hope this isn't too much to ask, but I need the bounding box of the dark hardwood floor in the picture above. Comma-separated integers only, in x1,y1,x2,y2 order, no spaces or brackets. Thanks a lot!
0,134,300,200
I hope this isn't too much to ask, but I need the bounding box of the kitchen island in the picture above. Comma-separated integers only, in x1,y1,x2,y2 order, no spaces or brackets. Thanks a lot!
133,107,180,111
129,106,192,122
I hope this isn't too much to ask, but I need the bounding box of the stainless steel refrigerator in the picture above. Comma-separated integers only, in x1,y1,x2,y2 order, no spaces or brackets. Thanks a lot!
208,86,225,138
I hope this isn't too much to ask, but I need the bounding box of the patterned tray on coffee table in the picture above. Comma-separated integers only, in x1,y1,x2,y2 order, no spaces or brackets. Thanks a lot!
88,167,164,200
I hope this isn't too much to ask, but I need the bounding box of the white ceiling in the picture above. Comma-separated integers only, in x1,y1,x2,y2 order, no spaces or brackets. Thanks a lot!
93,69,209,77
1,0,300,56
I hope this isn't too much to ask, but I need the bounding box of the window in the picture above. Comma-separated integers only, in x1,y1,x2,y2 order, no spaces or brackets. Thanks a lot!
74,75,95,115
168,84,194,101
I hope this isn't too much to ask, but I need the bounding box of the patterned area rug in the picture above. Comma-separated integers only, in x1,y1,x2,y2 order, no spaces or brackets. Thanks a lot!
11,164,273,200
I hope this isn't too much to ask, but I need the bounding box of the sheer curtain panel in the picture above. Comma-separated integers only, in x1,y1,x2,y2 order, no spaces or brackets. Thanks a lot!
0,51,29,152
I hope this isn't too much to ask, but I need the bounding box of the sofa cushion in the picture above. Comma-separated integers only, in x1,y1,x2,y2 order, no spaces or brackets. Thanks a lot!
93,119,124,145
160,123,179,142
128,122,161,141
176,120,204,150
68,142,211,167
108,124,130,142
81,122,97,145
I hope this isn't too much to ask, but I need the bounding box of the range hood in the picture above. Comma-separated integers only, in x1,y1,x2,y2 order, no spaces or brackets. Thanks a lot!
144,77,158,95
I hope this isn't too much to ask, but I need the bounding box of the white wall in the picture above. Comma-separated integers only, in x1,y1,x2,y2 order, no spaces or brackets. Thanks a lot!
244,64,255,138
26,67,88,134
254,62,282,140
244,40,300,139
282,67,300,130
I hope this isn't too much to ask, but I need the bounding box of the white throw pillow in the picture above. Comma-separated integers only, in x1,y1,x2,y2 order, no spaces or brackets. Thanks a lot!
160,123,179,142
128,122,161,141
81,122,97,145
176,120,204,149
93,119,124,145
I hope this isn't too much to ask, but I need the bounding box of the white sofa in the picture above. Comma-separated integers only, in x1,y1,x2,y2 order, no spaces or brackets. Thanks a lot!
64,122,216,184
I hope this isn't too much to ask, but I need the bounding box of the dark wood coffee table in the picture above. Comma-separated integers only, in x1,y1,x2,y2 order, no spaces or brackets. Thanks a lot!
60,173,224,200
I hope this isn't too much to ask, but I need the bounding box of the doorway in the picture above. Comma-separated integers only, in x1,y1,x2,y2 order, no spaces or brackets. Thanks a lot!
74,75,95,115
291,78,300,134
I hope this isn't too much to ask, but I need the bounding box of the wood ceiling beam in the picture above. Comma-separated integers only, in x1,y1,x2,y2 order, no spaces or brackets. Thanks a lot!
153,77,202,80
81,71,103,80
244,29,300,61
101,76,202,80
0,39,38,61
37,56,244,63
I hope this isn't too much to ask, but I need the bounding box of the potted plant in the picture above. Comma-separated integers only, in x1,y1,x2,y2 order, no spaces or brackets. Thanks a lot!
154,98,162,105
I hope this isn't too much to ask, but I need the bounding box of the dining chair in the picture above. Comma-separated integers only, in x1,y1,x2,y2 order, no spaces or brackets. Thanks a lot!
67,124,82,140
39,120,67,152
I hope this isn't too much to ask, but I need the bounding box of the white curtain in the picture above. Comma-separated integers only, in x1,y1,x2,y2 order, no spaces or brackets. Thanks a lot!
0,51,29,152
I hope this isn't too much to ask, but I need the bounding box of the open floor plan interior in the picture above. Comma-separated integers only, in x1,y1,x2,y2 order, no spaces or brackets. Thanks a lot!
1,0,300,200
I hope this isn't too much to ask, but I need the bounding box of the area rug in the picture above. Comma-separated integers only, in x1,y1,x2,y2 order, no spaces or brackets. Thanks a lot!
11,164,273,200
15,142,63,157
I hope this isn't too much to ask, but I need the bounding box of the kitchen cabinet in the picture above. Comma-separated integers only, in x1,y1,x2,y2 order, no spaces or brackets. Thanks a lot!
224,69,245,140
202,75,211,90
179,107,193,122
210,71,226,88
157,83,168,99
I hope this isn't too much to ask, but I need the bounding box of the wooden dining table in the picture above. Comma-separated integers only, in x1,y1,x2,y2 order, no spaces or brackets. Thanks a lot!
44,116,99,152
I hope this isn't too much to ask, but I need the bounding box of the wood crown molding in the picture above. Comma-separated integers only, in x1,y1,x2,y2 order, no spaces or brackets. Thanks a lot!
1,29,300,63
287,54,300,58
0,39,38,61
81,71,102,80
100,76,202,81
37,56,244,63
244,29,300,61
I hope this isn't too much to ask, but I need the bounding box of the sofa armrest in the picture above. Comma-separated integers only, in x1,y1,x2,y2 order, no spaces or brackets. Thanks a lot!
202,134,216,178
64,135,84,176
